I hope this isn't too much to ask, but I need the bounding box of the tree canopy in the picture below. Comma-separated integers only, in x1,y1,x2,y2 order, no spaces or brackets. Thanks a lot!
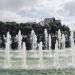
0,18,71,49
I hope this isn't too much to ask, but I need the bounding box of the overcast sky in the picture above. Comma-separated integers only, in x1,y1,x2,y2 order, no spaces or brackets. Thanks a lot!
0,0,75,30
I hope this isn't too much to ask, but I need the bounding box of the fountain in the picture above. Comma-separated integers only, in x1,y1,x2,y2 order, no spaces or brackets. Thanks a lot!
44,29,48,49
0,29,75,69
54,40,59,68
61,34,65,49
30,30,37,50
70,31,75,67
58,29,61,49
48,34,51,50
70,31,74,48
4,32,11,69
55,40,58,50
21,42,27,69
38,42,44,69
18,30,22,50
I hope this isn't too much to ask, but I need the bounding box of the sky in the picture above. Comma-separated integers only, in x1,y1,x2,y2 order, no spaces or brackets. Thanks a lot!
0,0,75,30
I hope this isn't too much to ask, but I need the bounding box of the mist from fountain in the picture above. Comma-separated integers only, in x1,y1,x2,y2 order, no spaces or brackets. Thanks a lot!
4,32,11,69
2,29,75,69
30,30,37,50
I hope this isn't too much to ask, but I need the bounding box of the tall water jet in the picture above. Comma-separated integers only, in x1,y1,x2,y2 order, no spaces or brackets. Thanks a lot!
38,42,44,69
61,34,65,49
18,30,22,50
34,34,37,50
30,30,37,50
70,31,75,67
70,31,74,48
55,40,58,50
58,29,61,49
48,34,51,50
4,32,11,69
21,42,27,69
54,40,58,68
44,29,48,49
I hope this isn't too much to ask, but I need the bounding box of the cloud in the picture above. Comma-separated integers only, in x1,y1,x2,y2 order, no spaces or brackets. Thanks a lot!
55,0,75,30
17,0,64,20
0,0,42,11
0,0,75,30
0,10,40,23
63,0,75,16
0,0,45,22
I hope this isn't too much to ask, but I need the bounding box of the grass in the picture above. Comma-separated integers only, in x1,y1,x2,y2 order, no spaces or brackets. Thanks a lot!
0,68,75,75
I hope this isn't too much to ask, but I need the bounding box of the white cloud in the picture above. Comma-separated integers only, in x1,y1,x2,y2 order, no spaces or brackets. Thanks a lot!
0,0,75,30
0,10,40,23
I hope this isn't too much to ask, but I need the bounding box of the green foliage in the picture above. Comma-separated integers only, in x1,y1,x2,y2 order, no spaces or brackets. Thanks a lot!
20,23,32,35
0,18,70,36
0,69,75,75
48,19,70,36
0,18,71,49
